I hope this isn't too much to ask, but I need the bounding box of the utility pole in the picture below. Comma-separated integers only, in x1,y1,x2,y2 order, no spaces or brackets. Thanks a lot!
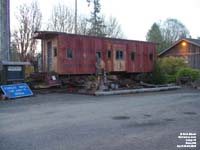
75,0,77,34
0,0,10,61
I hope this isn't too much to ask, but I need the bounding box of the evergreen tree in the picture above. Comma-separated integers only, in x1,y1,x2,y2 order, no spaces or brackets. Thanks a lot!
86,0,106,37
146,23,163,52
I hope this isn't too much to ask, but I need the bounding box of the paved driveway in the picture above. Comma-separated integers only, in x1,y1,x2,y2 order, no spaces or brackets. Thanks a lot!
0,88,199,150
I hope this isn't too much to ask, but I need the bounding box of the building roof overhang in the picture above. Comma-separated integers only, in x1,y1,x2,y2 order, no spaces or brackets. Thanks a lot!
159,38,200,57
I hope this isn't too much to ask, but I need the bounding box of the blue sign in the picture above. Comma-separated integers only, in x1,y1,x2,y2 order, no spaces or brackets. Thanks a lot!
1,83,33,99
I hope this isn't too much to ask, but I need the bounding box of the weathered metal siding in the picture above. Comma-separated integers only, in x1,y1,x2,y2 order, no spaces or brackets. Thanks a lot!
104,41,113,72
57,35,96,75
126,42,136,72
145,43,156,72
126,42,156,73
42,34,156,75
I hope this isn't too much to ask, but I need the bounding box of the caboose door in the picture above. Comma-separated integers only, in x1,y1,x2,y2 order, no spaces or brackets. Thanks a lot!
47,41,53,71
113,44,126,72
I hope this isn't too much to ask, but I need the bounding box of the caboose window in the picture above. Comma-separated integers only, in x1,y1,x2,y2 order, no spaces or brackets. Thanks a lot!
96,52,101,59
116,50,123,60
149,53,153,61
54,47,57,57
67,49,73,59
131,51,135,61
107,50,111,59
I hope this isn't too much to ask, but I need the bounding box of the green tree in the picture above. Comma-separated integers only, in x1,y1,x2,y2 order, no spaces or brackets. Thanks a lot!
86,0,106,37
146,23,163,52
146,18,190,53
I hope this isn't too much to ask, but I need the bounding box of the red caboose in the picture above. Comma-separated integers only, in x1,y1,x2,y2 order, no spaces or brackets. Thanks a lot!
34,31,157,75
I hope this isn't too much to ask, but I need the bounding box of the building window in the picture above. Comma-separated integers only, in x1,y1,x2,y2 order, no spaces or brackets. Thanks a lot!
131,51,135,61
116,50,124,60
54,47,57,57
107,50,111,59
96,51,101,59
67,48,73,59
149,53,153,61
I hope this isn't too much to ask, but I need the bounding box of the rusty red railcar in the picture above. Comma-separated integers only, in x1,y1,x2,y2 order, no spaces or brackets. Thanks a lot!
34,31,157,75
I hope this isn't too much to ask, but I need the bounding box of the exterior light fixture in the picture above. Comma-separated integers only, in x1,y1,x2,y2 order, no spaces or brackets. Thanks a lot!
182,41,187,46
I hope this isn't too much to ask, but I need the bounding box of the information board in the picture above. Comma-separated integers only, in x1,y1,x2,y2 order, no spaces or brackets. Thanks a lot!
1,83,33,99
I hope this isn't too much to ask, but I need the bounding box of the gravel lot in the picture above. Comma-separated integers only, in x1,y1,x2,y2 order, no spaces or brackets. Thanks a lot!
0,88,200,150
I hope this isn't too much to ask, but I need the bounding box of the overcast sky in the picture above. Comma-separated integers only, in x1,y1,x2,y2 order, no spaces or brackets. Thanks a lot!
10,0,200,41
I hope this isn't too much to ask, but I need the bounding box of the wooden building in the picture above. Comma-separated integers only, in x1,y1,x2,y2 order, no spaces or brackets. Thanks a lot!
34,31,157,75
159,38,200,69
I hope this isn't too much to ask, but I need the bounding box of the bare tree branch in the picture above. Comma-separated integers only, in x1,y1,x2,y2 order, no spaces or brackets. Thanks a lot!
11,0,42,61
104,16,124,38
47,3,74,33
46,3,89,35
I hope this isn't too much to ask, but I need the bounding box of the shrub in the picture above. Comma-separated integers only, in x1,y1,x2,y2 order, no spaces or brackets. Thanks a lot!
25,65,35,78
158,57,188,83
176,68,200,81
159,57,188,75
165,74,177,83
147,57,189,84
148,63,166,84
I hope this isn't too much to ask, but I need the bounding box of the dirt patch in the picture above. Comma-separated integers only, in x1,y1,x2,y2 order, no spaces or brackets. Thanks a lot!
183,112,197,115
144,114,152,117
125,120,164,128
112,116,130,120
164,118,175,122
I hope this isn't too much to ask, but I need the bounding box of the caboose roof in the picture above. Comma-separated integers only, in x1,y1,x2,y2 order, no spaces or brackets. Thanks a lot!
34,31,60,39
34,31,157,45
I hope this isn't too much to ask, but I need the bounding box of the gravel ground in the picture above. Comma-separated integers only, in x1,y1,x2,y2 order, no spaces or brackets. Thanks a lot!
0,88,200,150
